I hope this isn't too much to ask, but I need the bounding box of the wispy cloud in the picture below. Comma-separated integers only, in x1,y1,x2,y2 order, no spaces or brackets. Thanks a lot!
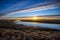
3,3,60,16
0,1,27,13
1,0,60,17
17,4,59,12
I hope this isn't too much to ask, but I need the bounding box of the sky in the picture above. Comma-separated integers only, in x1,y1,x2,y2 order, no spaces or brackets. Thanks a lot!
0,0,60,17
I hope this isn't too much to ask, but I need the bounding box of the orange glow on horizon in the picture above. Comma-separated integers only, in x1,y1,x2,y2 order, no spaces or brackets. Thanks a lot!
32,17,37,20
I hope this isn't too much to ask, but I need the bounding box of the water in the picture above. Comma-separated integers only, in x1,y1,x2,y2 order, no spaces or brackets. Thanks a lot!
15,21,60,30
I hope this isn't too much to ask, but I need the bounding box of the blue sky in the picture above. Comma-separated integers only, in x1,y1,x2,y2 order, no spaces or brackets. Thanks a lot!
0,0,60,17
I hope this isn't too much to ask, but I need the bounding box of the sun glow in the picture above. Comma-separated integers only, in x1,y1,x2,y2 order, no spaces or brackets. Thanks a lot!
32,17,37,20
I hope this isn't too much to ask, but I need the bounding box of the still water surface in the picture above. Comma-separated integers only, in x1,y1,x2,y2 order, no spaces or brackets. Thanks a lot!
15,21,60,30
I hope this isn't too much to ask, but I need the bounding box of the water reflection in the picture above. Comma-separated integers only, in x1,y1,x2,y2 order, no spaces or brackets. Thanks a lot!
15,21,60,30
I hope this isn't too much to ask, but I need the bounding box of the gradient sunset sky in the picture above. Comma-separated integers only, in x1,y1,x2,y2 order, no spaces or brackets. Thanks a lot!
0,0,60,17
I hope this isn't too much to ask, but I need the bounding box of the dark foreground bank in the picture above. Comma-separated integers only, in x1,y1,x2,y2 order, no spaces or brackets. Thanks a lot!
0,20,60,40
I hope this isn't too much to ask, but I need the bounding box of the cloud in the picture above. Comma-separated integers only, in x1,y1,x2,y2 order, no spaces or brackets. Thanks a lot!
1,1,60,17
17,4,59,12
0,1,28,13
4,3,60,15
